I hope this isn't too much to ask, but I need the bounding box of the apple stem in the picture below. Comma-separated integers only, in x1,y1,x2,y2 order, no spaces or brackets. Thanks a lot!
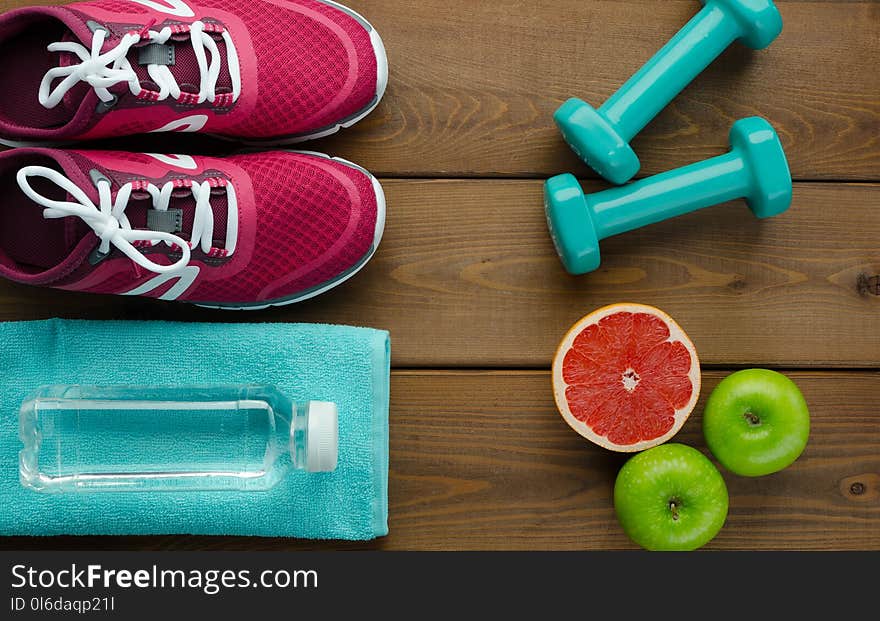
669,499,680,521
743,410,761,426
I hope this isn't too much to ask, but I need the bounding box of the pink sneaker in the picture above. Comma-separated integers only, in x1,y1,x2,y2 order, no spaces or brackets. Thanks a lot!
0,0,388,145
0,148,385,308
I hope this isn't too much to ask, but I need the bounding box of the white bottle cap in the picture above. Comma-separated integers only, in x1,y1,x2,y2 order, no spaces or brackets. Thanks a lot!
306,401,338,472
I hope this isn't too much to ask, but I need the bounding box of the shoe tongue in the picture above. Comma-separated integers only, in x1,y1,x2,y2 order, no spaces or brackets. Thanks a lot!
129,29,235,99
49,152,231,260
122,188,230,249
52,190,229,259
48,16,235,113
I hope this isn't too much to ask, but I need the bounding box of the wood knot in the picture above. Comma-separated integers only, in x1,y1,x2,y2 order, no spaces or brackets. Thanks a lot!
856,273,880,297
840,473,879,503
728,276,747,291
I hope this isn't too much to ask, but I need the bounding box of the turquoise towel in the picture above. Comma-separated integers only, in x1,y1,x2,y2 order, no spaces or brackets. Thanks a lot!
0,319,390,540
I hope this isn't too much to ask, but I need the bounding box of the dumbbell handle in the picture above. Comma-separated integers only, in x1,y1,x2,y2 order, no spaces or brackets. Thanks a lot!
602,4,742,141
589,150,747,239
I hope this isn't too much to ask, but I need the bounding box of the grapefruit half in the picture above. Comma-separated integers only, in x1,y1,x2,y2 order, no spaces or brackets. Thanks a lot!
553,303,701,452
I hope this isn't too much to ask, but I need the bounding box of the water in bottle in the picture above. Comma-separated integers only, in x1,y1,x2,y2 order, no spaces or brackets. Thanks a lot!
18,384,338,493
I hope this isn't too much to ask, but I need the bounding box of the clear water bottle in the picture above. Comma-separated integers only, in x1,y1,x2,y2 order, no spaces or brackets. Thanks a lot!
18,385,338,493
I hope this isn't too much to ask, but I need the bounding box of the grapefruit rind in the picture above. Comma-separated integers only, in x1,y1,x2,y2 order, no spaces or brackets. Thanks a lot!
552,303,701,452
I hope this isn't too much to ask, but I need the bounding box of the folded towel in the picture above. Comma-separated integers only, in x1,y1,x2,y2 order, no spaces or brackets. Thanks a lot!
0,319,390,540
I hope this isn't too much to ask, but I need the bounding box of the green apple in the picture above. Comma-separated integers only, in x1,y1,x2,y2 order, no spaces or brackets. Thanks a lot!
703,369,810,477
614,444,728,551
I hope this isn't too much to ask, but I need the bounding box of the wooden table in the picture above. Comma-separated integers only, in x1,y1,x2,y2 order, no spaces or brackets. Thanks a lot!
1,0,878,550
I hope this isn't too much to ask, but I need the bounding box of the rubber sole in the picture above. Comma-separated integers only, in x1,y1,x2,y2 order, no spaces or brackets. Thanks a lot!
193,150,386,310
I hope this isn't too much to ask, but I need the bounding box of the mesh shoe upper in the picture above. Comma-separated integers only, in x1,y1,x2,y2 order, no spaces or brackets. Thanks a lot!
0,0,385,143
0,148,383,306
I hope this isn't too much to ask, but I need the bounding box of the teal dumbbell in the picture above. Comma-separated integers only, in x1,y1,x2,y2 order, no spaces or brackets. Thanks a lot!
545,117,791,275
555,0,783,185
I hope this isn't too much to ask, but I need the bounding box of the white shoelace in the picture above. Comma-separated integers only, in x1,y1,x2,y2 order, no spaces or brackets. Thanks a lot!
39,21,241,109
16,166,238,274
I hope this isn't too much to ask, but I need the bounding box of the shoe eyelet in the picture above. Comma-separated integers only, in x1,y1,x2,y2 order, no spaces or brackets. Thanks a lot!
96,94,118,114
89,169,111,188
86,20,108,35
88,247,110,266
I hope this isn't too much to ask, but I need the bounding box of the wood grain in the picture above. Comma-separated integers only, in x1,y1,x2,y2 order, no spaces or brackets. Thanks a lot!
4,0,877,179
1,181,875,368
299,0,880,179
2,370,876,551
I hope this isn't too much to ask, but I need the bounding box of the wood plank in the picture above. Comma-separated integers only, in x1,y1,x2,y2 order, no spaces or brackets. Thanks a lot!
6,1,878,179
1,181,876,367
314,0,880,179
3,370,877,550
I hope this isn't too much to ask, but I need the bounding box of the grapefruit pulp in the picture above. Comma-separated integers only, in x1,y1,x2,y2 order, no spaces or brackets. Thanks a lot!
553,303,700,452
